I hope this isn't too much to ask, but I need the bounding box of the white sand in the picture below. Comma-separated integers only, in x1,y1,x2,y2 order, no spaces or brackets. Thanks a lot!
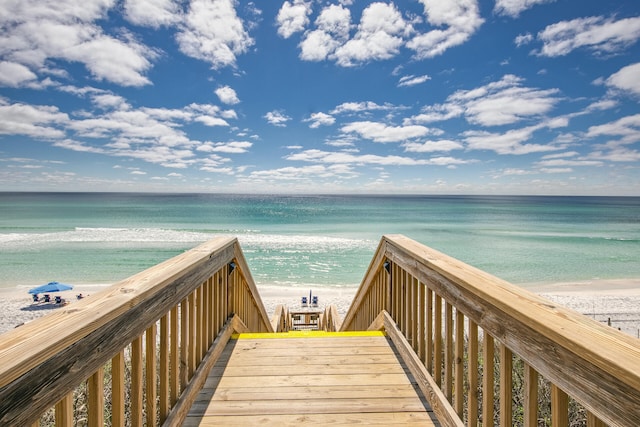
1,280,639,338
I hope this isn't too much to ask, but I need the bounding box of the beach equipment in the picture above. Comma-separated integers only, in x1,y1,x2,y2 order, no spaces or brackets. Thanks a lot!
28,281,73,294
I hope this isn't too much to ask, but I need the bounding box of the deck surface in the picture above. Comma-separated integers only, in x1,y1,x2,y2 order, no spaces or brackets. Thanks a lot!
184,331,439,426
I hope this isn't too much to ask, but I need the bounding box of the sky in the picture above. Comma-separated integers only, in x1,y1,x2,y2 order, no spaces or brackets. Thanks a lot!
0,0,639,195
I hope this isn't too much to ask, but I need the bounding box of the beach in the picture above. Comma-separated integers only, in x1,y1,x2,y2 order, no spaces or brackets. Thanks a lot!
2,279,639,338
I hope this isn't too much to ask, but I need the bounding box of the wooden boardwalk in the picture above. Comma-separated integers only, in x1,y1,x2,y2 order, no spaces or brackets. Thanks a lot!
184,331,440,426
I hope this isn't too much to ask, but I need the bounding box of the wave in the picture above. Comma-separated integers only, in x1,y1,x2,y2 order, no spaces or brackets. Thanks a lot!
0,227,376,252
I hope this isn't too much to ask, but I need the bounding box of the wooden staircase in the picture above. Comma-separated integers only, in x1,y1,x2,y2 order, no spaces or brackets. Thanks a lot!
184,331,440,426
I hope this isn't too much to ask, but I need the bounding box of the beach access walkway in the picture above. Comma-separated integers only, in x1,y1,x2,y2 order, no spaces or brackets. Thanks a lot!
1,235,638,426
184,331,439,426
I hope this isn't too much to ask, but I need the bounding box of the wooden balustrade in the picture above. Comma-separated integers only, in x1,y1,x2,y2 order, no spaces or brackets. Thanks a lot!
342,234,640,427
0,237,272,426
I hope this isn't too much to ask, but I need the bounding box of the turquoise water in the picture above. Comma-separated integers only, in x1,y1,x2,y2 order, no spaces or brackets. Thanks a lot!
1,193,639,291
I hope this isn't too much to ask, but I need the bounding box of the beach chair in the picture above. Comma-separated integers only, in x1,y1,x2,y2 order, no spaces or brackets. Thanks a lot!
311,295,318,307
55,296,62,304
32,294,39,303
301,296,308,307
44,294,50,303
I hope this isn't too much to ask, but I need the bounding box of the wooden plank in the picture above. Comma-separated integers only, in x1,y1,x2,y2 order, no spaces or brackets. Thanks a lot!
55,393,73,427
551,384,568,427
184,411,436,426
191,397,428,416
204,384,422,401
131,337,143,427
209,363,406,377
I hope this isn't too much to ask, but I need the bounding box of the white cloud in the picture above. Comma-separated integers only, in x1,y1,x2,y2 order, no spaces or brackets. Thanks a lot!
341,121,435,143
299,4,351,61
333,2,408,67
123,0,181,28
177,0,254,69
586,114,640,144
215,85,240,105
448,75,560,126
198,141,252,153
286,149,469,166
398,74,431,87
403,139,463,153
494,0,556,18
407,0,484,59
463,124,562,155
276,0,312,39
0,61,38,87
264,110,291,127
536,16,640,57
0,0,158,87
0,102,68,138
331,101,400,115
605,62,640,97
304,112,335,128
515,33,533,47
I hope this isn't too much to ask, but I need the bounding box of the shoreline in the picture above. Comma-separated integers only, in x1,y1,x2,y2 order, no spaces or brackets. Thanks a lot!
1,278,639,337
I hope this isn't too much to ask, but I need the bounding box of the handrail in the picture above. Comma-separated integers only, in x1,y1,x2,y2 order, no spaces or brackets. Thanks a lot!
323,304,341,332
0,236,272,426
342,234,640,427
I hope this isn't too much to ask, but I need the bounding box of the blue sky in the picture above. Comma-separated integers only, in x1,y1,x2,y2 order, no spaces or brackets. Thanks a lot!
0,0,639,195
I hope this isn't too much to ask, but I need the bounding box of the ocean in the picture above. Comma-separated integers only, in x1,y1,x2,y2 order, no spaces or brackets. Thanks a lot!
1,193,639,292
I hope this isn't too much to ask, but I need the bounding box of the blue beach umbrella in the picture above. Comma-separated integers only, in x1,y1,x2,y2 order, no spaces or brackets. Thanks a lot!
28,281,74,294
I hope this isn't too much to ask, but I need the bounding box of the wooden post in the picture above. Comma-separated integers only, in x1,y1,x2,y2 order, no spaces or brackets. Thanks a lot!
445,301,453,401
146,323,157,427
160,314,169,423
131,337,143,427
524,362,539,427
88,368,104,427
434,294,443,386
170,306,179,406
55,393,73,427
454,309,464,416
111,351,125,426
468,320,479,427
551,384,568,427
499,344,513,427
482,334,495,427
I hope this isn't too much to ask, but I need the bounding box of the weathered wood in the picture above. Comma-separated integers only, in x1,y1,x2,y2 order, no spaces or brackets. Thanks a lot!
0,237,259,426
380,311,463,427
163,315,246,427
378,234,640,426
187,329,440,426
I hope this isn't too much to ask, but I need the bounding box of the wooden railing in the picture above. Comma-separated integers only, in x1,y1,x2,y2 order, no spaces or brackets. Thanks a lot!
0,237,272,426
342,234,640,427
